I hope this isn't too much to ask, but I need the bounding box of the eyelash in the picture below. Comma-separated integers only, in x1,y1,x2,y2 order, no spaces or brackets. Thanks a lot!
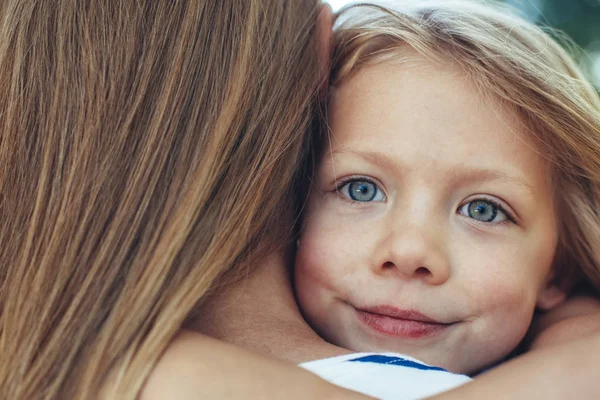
334,176,383,203
459,197,517,225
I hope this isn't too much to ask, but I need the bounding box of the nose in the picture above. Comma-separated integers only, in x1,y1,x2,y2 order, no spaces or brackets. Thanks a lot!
372,226,450,285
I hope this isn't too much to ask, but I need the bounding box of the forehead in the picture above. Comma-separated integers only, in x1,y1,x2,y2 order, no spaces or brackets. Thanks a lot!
328,50,543,161
325,53,552,194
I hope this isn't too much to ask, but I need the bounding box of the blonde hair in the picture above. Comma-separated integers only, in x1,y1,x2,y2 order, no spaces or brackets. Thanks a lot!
0,0,323,398
331,0,600,291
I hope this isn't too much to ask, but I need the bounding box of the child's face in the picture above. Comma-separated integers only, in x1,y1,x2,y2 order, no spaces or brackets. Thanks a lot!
294,55,565,374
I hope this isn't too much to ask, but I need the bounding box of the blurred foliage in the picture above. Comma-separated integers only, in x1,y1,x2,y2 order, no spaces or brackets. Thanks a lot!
528,0,600,50
503,0,600,86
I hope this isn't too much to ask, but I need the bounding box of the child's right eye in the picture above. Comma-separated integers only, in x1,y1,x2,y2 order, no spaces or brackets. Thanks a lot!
337,179,385,202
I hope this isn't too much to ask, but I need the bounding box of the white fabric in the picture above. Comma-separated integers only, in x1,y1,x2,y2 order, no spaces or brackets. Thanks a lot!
299,352,471,399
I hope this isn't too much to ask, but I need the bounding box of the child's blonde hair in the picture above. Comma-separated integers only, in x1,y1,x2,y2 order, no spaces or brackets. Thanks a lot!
331,0,600,291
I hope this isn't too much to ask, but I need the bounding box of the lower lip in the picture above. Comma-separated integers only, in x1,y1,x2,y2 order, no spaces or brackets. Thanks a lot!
356,310,449,339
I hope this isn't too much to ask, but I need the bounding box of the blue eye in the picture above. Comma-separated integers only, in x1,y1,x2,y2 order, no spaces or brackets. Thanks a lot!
458,199,508,223
339,179,385,202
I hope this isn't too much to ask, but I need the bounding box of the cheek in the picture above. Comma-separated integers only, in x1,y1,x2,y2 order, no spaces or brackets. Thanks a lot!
294,222,343,326
294,208,340,298
295,235,335,294
295,198,361,292
460,271,535,361
458,241,552,340
472,276,533,316
294,195,371,313
458,227,556,305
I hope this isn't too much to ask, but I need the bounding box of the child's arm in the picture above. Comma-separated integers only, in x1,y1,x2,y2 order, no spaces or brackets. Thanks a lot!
527,295,600,350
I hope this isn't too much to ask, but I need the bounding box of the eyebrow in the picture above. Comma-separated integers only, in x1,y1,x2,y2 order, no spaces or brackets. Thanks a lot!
328,149,536,196
329,148,404,175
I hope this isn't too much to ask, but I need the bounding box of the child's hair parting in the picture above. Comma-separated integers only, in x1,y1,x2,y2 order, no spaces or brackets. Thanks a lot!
330,0,600,292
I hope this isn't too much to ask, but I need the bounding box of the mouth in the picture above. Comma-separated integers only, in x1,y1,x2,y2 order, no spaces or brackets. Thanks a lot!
355,305,454,339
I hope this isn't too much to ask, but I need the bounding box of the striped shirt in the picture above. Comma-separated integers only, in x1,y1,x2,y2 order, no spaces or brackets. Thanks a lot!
300,353,471,399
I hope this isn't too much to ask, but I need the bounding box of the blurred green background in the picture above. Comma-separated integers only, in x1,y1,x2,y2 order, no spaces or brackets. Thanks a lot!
506,0,600,88
327,0,600,88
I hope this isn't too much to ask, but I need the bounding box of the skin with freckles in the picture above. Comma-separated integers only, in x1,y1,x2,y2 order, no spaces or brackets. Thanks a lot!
294,53,567,375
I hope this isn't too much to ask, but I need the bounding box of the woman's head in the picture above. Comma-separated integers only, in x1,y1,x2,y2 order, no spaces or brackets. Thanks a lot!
0,0,325,398
293,0,600,374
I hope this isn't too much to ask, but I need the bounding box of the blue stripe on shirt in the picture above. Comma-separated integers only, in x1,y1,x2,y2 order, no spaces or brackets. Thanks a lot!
348,355,448,372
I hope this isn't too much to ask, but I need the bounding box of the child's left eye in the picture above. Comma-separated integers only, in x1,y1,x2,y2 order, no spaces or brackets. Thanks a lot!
458,199,511,223
338,179,386,202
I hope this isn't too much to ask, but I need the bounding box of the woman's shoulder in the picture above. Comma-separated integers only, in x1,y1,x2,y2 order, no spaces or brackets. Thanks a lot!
139,331,217,400
140,331,369,400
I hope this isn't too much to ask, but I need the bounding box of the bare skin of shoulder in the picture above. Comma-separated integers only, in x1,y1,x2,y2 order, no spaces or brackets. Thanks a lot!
189,251,352,363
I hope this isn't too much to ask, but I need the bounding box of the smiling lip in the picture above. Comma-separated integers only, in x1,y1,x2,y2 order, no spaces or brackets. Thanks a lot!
356,305,452,339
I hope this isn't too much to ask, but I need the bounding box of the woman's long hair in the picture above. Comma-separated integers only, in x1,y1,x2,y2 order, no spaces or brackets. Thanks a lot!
0,1,323,398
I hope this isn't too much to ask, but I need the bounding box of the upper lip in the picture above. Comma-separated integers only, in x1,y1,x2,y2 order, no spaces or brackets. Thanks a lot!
358,305,450,325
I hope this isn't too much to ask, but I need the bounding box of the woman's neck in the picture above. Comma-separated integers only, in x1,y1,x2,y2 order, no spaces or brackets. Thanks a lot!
188,250,350,363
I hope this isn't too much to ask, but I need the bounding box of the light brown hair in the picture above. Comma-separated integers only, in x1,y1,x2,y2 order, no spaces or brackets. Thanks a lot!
330,0,600,291
0,0,324,398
